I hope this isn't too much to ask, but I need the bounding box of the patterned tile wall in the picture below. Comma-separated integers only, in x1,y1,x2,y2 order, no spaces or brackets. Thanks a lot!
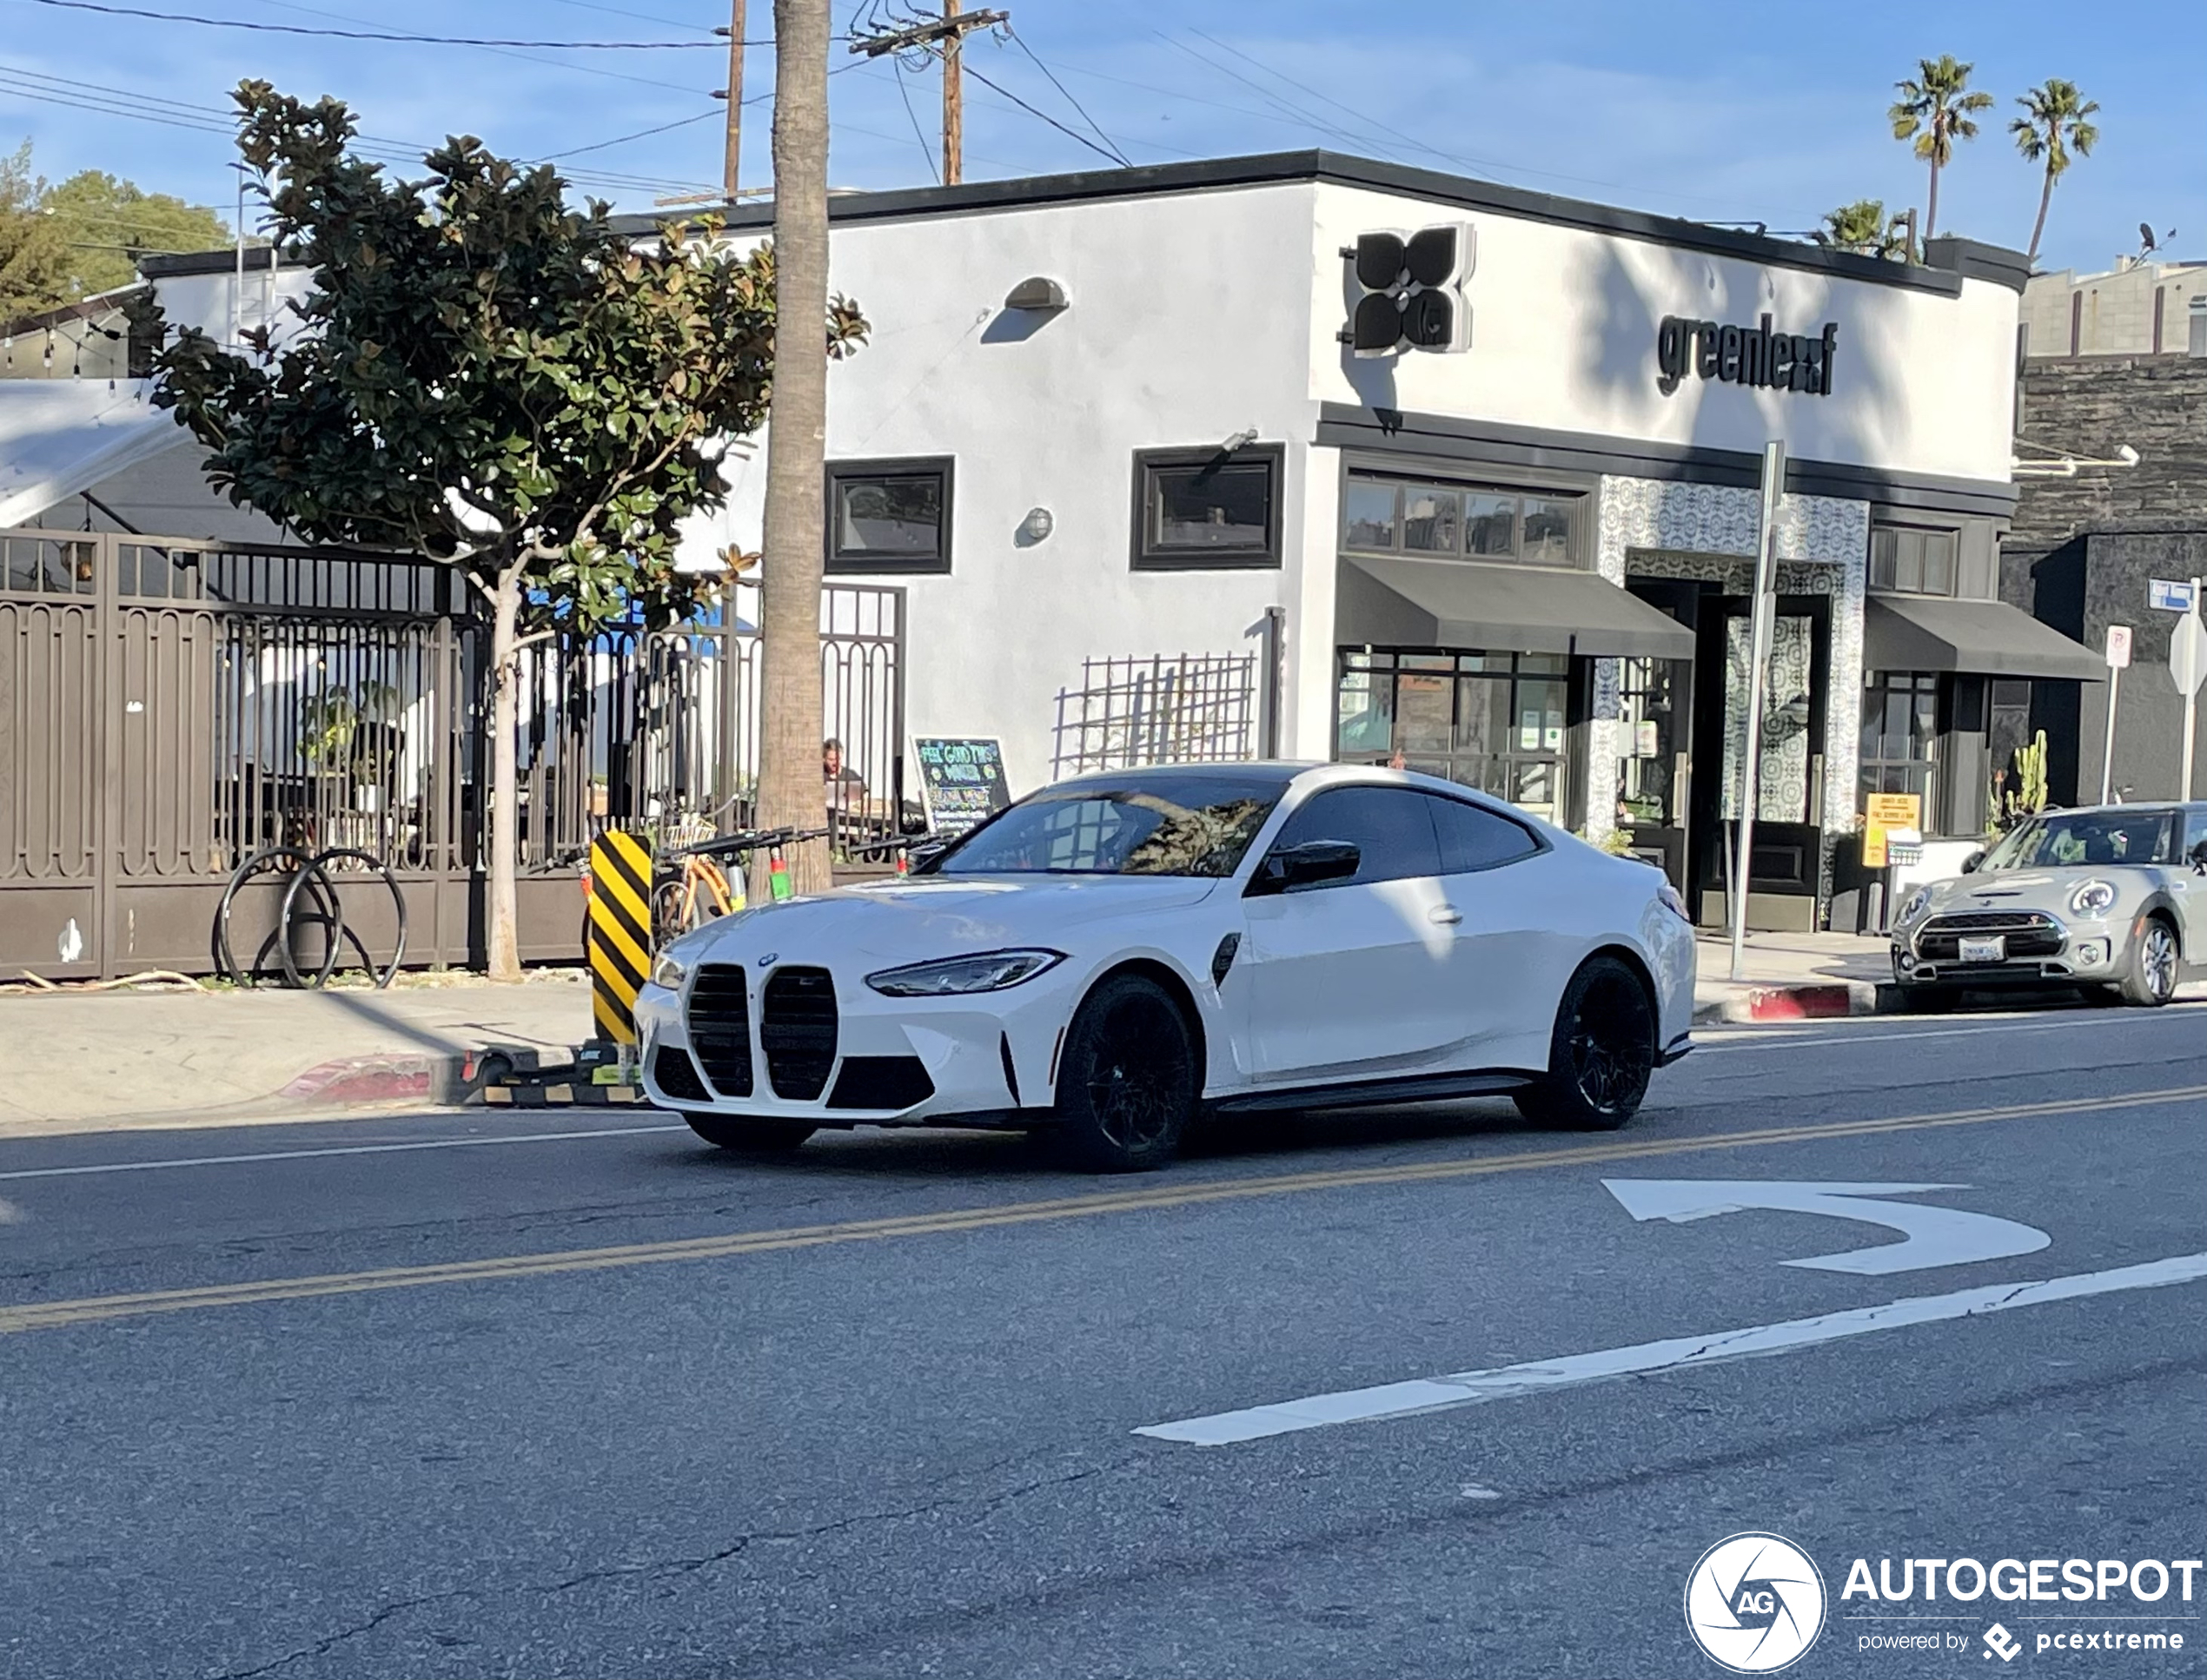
1587,474,1869,906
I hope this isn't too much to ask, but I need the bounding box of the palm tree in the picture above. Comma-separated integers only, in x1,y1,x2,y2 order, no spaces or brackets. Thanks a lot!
2011,78,2099,266
1819,200,1910,260
755,0,837,896
1889,55,1997,241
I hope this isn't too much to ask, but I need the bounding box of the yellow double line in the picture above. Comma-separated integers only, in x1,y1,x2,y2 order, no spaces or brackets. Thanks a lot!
7,1083,2203,1336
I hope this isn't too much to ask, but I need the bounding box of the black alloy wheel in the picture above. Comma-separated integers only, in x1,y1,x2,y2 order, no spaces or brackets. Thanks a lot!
2120,916,2181,1008
1051,974,1197,1173
682,1113,816,1154
1513,956,1655,1132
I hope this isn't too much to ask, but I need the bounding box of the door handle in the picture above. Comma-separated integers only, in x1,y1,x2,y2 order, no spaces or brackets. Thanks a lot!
1429,906,1464,926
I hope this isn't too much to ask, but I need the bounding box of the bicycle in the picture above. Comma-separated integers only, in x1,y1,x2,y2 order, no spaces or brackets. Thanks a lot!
655,825,831,940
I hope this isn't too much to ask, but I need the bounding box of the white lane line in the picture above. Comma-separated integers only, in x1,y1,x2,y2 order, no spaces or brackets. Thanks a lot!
1136,1249,2207,1446
1701,1018,2195,1053
0,1124,690,1182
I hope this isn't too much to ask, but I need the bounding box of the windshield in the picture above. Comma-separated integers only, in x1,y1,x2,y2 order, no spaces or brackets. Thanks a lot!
931,774,1287,877
1980,809,2177,871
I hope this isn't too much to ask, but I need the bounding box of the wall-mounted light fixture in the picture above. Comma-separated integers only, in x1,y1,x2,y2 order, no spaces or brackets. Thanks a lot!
1017,506,1055,545
1004,276,1069,312
1221,427,1260,453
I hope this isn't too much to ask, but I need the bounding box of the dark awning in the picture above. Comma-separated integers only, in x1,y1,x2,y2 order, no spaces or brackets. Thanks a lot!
1863,595,2106,682
1337,555,1696,659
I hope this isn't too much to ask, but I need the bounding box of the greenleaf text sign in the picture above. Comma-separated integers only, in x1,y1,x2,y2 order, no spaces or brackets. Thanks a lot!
1657,314,1838,397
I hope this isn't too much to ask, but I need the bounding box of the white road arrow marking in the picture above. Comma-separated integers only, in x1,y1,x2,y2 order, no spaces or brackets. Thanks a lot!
1601,1179,2050,1276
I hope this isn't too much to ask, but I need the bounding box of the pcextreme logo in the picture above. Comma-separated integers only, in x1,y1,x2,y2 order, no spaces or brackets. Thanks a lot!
1685,1532,1828,1673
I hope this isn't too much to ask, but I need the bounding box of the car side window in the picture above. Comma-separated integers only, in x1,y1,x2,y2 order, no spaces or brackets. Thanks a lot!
1425,794,1541,874
2187,810,2207,869
1267,785,1441,888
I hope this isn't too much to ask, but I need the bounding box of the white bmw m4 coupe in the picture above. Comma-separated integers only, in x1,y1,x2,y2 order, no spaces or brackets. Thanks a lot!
636,762,1696,1171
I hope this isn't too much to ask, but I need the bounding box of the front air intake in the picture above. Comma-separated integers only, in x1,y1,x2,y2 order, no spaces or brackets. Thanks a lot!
686,964,755,1097
760,966,838,1101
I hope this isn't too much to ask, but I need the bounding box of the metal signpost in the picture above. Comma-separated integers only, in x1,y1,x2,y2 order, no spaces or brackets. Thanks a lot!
2103,624,2131,805
2170,579,2207,802
1729,440,1786,982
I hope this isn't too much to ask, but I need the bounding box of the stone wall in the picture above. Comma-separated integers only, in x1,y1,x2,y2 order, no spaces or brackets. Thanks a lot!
2009,354,2207,803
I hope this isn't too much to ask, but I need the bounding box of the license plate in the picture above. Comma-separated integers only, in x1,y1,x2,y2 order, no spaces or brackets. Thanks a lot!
1958,936,2006,964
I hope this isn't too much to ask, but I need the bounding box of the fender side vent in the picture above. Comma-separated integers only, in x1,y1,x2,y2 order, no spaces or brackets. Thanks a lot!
999,1032,1020,1105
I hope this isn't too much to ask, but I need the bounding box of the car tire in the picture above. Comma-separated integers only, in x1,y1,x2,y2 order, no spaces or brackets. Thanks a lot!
2118,915,2181,1008
1511,955,1655,1132
681,1113,816,1153
1050,973,1197,1173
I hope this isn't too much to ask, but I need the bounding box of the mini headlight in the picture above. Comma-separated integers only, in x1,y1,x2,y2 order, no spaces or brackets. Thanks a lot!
1898,885,1933,924
648,950,689,990
2070,878,2117,917
1655,881,1690,922
865,949,1064,997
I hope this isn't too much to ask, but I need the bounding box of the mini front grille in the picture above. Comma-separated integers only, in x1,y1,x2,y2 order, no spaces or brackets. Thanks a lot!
761,966,838,1101
1918,911,2063,962
651,1045,711,1104
827,1055,936,1111
686,964,755,1097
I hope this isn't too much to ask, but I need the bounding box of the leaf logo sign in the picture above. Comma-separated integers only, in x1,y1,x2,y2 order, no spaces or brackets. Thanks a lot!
1684,1532,1827,1673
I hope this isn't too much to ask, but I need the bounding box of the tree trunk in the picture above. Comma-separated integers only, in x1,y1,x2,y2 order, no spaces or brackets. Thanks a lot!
487,559,523,980
2027,169,2054,266
754,0,834,899
1925,160,1941,242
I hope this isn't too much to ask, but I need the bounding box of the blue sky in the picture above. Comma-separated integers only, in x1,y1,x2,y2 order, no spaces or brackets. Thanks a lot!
4,0,2197,275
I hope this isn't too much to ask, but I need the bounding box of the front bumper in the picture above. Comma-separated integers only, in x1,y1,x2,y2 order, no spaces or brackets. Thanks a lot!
635,964,1074,1128
1890,909,2120,987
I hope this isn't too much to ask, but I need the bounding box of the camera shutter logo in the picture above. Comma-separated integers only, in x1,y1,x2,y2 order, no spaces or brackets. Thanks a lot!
1684,1532,1826,1673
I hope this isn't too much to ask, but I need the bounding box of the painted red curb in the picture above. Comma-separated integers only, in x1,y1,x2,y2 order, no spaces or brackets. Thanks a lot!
1740,984,1860,1021
279,1055,441,1103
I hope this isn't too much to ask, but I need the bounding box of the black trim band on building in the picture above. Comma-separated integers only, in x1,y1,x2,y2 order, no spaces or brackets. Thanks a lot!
1316,402,2020,520
614,150,2016,299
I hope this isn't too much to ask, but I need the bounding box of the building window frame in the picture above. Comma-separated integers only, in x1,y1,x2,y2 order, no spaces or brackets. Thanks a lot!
1334,646,1575,826
1869,522,1961,597
823,455,954,576
1859,668,1940,819
1339,467,1590,570
1130,443,1284,572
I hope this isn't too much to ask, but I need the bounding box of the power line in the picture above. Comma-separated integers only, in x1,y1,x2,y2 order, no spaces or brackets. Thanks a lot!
21,0,742,46
538,0,720,34
890,56,938,182
960,61,1124,169
536,108,722,162
1003,26,1128,169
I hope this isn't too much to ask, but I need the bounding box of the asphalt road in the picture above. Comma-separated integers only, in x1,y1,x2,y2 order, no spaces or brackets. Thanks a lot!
5,1002,2206,1679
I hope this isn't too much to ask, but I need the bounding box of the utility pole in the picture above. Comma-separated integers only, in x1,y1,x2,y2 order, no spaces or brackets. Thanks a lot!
718,0,746,201
849,4,1008,186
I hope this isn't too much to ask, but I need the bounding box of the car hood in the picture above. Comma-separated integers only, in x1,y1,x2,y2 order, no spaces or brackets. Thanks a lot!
672,873,1225,969
1917,868,2154,913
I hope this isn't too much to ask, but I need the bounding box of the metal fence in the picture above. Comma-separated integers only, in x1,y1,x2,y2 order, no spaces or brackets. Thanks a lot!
1050,651,1258,779
0,530,904,978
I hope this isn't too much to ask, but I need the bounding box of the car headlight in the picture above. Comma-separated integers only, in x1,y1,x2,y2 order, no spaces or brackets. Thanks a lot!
865,949,1064,996
2070,878,2117,917
648,950,689,990
1897,885,1933,925
1655,881,1690,923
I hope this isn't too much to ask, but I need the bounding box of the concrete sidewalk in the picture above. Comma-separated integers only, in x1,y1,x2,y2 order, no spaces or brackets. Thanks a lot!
1693,929,1893,1024
0,971,593,1136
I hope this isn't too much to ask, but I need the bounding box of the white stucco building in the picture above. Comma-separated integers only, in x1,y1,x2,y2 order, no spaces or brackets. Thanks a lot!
16,152,2101,933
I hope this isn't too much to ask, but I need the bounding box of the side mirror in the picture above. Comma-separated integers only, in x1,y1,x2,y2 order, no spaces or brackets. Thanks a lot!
1249,839,1362,895
1960,850,1985,875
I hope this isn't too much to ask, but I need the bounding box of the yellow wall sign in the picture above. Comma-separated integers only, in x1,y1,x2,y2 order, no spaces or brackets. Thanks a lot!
1861,792,1923,870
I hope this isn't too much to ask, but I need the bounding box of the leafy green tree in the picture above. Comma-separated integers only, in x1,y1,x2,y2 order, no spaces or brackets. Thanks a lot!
1889,55,1996,241
2011,78,2099,266
135,83,866,977
0,142,70,321
1819,199,1911,260
40,170,235,299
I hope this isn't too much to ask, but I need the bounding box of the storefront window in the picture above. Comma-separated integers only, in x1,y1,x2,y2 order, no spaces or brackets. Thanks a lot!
1342,472,1582,567
1859,670,1939,808
1615,656,1684,826
1335,648,1570,823
1870,526,1958,595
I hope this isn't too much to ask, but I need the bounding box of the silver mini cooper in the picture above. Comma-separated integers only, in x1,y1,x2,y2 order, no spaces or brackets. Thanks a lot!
1889,804,2207,1008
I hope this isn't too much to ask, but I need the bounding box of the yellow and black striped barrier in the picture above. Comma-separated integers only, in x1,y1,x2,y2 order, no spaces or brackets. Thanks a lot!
587,829,654,1046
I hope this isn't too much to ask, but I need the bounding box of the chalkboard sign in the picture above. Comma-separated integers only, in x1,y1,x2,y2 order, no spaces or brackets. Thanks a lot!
913,737,1012,836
